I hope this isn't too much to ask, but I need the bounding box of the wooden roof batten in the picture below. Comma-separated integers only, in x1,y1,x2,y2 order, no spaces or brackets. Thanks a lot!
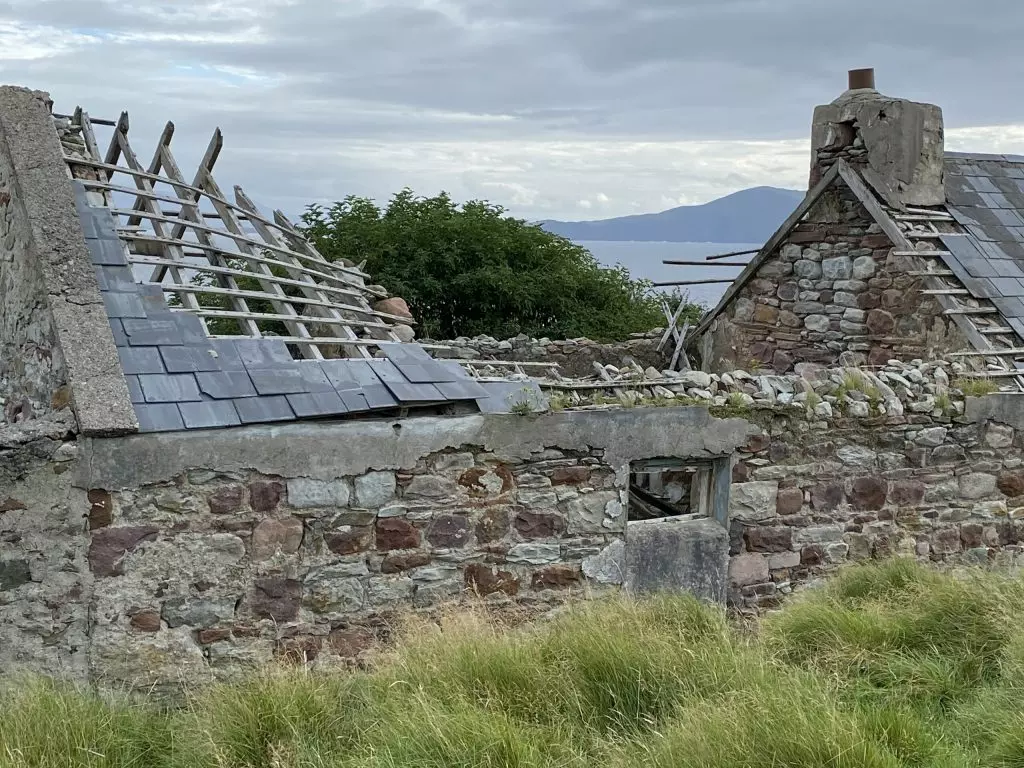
60,109,410,360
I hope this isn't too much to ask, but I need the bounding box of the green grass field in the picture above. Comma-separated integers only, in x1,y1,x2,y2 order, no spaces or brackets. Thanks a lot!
5,559,1024,767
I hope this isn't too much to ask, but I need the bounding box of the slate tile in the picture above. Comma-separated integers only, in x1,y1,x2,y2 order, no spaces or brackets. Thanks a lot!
990,278,1024,297
87,239,128,266
208,340,247,371
320,360,362,392
378,342,433,365
968,225,997,243
196,371,258,399
989,297,1024,318
961,277,996,299
964,259,998,278
96,265,137,292
178,401,241,429
286,391,349,418
80,210,119,240
248,368,308,395
295,362,336,392
134,403,186,433
236,338,294,368
341,361,399,408
434,379,490,400
160,345,222,373
1009,318,1024,339
124,375,145,403
118,347,165,375
233,395,295,424
968,176,1001,194
991,260,1024,278
108,319,128,347
103,290,147,319
123,318,184,346
474,381,548,414
175,314,209,344
137,284,172,315
138,374,203,402
941,234,984,261
371,360,446,402
338,390,373,413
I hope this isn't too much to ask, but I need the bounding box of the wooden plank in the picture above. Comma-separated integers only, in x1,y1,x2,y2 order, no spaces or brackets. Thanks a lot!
184,163,323,359
909,270,954,277
921,289,969,295
125,253,372,304
151,138,263,336
69,155,305,251
652,279,735,286
124,232,366,295
234,185,389,356
127,120,175,228
834,160,1003,362
943,308,999,315
892,250,950,257
894,213,954,222
75,111,113,206
691,164,839,341
184,308,393,330
669,322,690,371
110,125,210,321
156,281,416,324
704,248,761,261
441,359,558,368
662,260,748,267
981,327,1017,335
108,206,375,286
206,333,452,351
949,349,1024,357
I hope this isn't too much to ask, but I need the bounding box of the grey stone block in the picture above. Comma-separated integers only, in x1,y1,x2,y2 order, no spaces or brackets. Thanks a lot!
123,318,184,346
233,395,295,424
286,391,349,418
196,371,258,399
624,518,729,603
86,238,128,266
178,401,241,429
248,368,308,395
103,291,147,318
134,403,186,433
118,346,165,375
138,373,203,402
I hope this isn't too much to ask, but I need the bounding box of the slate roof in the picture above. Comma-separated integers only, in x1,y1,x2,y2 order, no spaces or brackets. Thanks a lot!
940,153,1024,339
73,181,542,432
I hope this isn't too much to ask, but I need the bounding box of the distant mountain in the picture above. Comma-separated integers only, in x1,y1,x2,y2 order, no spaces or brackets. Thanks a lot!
540,186,805,243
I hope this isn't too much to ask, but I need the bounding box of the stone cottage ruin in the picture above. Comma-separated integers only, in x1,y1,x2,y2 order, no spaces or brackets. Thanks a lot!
5,73,1024,695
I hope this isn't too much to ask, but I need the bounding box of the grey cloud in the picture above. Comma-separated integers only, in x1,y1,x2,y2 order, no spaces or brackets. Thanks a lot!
0,0,1021,220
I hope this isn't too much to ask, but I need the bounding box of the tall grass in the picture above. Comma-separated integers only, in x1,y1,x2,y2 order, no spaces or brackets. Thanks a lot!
4,560,1024,767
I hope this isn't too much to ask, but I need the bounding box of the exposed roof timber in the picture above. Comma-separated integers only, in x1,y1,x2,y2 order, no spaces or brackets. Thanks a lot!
690,162,842,340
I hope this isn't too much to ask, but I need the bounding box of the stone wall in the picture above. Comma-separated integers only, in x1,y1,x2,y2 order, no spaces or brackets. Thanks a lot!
0,107,65,424
724,364,1024,612
699,183,969,374
1,408,750,694
433,331,670,378
0,412,86,680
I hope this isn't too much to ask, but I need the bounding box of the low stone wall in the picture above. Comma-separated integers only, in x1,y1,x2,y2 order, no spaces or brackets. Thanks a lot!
3,407,749,694
432,332,670,378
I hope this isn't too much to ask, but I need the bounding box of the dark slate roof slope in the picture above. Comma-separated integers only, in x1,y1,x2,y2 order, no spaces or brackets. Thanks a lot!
72,180,541,432
940,153,1024,338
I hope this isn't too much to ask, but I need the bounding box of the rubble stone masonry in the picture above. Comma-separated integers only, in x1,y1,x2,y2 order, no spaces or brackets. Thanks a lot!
700,185,970,374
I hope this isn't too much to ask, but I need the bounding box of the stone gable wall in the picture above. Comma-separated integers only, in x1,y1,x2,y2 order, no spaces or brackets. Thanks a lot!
699,184,969,374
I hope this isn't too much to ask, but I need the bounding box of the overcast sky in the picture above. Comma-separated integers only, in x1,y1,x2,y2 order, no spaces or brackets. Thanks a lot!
1,0,1022,221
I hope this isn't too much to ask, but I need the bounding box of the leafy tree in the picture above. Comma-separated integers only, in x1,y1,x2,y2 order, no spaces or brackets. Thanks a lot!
299,190,687,341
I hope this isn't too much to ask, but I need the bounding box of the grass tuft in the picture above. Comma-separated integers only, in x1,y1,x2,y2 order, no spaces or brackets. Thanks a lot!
6,561,1024,766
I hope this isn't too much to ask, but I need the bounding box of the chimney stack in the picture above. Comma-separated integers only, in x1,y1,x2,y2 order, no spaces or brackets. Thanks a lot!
809,70,945,206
